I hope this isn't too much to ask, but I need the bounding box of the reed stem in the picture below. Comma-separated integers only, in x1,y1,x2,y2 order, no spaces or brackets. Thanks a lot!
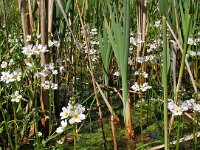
162,16,168,150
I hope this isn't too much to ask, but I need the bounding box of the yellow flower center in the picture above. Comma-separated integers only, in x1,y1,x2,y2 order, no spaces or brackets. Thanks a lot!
64,112,69,117
74,114,79,119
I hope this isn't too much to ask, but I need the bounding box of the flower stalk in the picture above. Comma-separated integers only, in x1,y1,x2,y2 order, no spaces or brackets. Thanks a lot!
162,16,169,150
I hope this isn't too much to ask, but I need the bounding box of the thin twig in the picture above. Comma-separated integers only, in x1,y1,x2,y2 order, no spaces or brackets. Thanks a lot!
96,82,121,125
75,1,107,149
111,115,118,150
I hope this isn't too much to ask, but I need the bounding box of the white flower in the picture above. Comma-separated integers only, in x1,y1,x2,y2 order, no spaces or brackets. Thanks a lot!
193,104,200,112
188,38,196,45
140,83,148,92
180,102,189,112
61,120,68,127
137,57,145,63
22,44,36,57
142,72,148,78
56,127,64,134
130,82,140,92
53,40,60,48
189,51,197,57
60,107,70,120
155,20,161,27
26,62,34,69
187,98,196,108
1,61,7,68
91,28,97,32
39,69,50,77
11,91,22,103
168,101,176,111
48,40,54,47
33,45,41,55
52,70,58,75
56,120,68,133
134,71,140,75
150,43,157,49
148,55,155,61
90,28,98,35
147,48,152,53
38,132,42,137
128,58,133,65
49,63,54,70
1,71,15,84
13,69,22,81
57,139,64,144
67,102,73,110
172,106,183,116
26,35,32,42
145,56,150,62
51,83,58,90
41,81,50,89
113,71,120,77
40,45,49,53
74,103,85,113
60,66,64,72
69,110,86,124
130,37,137,46
168,100,183,116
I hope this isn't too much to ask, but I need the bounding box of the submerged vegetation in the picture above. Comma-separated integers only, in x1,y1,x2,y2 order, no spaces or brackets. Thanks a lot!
0,0,199,149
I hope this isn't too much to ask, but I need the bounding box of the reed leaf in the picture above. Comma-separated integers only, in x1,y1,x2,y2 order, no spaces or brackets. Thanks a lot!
99,26,112,83
158,0,168,16
104,0,133,139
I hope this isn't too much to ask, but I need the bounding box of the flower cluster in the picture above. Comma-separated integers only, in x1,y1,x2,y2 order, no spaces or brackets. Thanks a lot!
187,50,200,57
134,70,148,78
56,102,86,133
137,55,156,63
22,44,49,58
26,34,60,47
84,28,100,62
130,82,152,92
41,80,58,90
187,37,200,46
130,36,144,46
168,99,200,116
1,69,22,84
48,40,60,48
37,63,58,78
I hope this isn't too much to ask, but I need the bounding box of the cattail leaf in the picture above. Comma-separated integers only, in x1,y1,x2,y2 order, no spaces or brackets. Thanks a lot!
158,0,168,16
99,26,113,77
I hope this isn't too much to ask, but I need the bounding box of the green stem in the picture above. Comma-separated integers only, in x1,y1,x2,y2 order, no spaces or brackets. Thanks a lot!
0,102,14,150
162,16,169,150
13,104,18,149
74,123,77,150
